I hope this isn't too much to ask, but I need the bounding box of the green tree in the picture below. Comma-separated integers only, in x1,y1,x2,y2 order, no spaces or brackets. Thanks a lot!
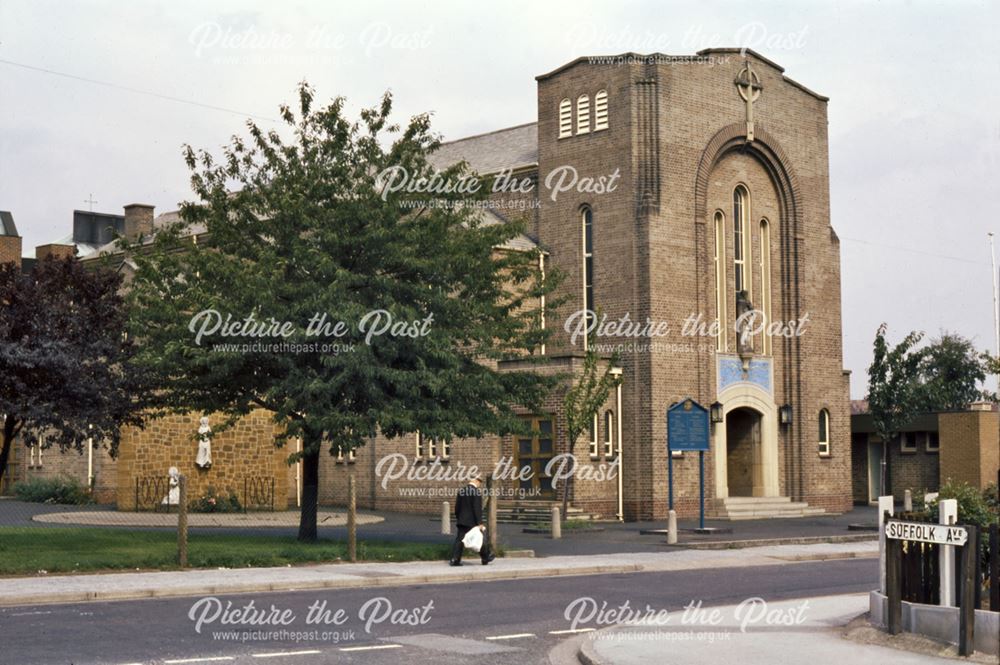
914,332,988,412
866,323,925,497
126,84,557,541
561,348,621,521
0,257,147,484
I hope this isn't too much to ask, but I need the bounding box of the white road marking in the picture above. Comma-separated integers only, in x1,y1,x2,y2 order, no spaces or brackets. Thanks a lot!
164,658,236,664
252,650,321,658
9,610,53,616
485,633,536,640
339,644,403,652
548,628,596,635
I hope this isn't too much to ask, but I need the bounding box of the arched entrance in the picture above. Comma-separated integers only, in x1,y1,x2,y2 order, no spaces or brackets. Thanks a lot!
712,384,780,499
726,407,762,497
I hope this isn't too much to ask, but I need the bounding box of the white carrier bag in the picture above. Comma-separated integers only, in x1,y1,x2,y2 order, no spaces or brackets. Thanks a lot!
462,527,483,552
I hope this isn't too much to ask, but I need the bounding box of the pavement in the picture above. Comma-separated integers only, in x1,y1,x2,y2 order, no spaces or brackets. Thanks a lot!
0,540,878,607
569,593,964,665
32,509,385,527
0,498,880,556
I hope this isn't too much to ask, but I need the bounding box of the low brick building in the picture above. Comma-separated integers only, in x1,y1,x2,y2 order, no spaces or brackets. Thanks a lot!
850,401,1000,504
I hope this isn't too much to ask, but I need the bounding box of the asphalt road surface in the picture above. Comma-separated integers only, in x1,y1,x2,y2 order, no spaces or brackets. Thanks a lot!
0,558,878,665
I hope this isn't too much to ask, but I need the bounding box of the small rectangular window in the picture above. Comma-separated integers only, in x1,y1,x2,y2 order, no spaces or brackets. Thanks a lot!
416,433,425,459
604,411,614,457
900,432,916,453
926,432,939,453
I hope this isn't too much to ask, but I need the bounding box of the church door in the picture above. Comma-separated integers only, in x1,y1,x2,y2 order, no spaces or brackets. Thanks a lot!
726,407,763,497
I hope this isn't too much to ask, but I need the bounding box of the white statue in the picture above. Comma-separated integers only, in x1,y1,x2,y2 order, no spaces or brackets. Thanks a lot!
195,416,212,469
162,466,180,505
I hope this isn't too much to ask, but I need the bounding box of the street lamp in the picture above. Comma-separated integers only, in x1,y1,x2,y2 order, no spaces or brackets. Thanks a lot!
710,401,724,424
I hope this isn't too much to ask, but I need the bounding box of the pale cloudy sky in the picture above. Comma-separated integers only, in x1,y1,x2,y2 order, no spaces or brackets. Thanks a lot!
1,0,998,398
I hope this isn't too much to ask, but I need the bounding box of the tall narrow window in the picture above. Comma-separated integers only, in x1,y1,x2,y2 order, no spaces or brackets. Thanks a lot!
582,206,594,348
589,414,599,457
604,411,614,457
759,219,772,355
733,186,749,295
416,432,425,459
818,409,830,457
714,211,727,352
577,95,591,134
559,98,572,139
594,90,609,131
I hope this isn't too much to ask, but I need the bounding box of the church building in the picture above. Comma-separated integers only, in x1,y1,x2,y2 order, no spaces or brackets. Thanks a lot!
324,48,853,521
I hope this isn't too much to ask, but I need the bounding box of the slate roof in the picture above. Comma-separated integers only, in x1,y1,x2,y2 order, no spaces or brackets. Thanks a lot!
428,123,538,175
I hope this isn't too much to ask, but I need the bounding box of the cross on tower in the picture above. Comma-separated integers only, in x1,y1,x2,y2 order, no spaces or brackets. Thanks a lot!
735,61,763,142
83,193,98,211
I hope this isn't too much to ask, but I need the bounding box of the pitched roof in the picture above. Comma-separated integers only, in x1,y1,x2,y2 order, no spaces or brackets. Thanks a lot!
428,123,538,175
0,211,18,237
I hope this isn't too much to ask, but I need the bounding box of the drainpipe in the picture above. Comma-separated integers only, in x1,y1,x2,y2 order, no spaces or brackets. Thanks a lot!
296,436,302,507
610,367,624,521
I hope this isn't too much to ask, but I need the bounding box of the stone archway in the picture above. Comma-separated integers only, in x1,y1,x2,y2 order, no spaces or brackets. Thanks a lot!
712,384,780,499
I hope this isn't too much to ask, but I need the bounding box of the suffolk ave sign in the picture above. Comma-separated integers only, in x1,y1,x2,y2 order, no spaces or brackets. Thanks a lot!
885,519,968,546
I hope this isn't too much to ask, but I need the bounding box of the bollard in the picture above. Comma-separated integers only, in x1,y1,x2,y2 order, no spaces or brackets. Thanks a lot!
347,474,357,563
551,506,561,539
177,474,188,568
939,498,958,606
877,496,894,594
667,510,678,545
441,501,451,535
903,489,912,512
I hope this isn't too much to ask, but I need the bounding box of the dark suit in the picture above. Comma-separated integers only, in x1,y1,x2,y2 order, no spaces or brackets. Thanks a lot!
451,483,490,563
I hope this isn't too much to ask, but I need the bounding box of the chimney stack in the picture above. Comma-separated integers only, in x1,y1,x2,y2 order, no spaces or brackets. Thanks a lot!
35,243,76,261
0,211,23,269
123,204,155,242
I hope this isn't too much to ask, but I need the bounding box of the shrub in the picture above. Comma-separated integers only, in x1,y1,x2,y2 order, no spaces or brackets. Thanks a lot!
189,485,242,513
14,475,92,505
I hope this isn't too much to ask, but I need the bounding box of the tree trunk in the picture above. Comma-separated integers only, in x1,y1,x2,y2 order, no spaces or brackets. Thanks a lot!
298,430,321,543
561,436,573,524
0,416,17,489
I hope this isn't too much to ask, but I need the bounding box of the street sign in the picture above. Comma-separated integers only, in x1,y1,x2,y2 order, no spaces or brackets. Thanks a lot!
885,519,969,546
667,399,709,452
667,398,711,530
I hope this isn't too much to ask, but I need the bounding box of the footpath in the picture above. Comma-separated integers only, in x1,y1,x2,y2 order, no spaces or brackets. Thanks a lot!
0,540,876,607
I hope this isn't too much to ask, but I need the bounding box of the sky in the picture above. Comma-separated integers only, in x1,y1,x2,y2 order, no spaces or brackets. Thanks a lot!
1,0,998,398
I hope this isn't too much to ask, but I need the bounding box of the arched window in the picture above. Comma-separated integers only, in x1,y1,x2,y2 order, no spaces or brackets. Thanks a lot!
594,90,609,131
604,410,615,457
577,95,591,134
733,186,750,296
759,219,772,355
818,410,830,457
582,206,594,347
714,211,727,352
559,98,572,139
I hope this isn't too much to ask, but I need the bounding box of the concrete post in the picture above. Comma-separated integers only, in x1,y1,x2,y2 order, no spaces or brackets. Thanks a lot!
347,474,357,563
441,501,451,535
667,509,678,545
177,474,188,568
939,498,958,606
551,506,561,539
877,495,894,594
903,489,912,512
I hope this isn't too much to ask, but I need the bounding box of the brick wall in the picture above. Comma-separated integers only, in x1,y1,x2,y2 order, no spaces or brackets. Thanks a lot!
0,235,22,267
116,410,291,511
939,411,1000,489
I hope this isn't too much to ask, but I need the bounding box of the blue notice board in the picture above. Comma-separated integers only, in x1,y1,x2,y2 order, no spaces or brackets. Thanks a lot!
667,399,710,452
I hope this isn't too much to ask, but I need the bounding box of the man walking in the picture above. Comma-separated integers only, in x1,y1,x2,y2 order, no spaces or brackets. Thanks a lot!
450,474,495,566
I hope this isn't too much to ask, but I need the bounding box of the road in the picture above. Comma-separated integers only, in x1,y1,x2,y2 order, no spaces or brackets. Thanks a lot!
0,558,877,665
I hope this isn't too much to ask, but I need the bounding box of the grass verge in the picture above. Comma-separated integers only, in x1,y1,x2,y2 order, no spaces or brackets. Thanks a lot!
0,527,450,575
